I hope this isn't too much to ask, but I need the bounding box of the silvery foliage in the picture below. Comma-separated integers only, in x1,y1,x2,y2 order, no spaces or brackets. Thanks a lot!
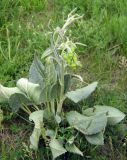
0,10,125,159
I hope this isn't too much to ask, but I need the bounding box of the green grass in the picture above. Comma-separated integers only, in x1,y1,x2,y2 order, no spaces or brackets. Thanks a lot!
0,0,127,159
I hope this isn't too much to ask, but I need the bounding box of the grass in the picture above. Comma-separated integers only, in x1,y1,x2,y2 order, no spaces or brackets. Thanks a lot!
0,0,127,159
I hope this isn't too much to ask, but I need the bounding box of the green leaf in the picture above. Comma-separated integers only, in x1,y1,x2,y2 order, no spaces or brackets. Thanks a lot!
49,139,66,159
45,57,57,86
66,111,107,135
85,132,104,145
29,110,44,150
65,143,83,156
83,106,125,125
9,93,31,112
17,78,42,104
29,55,45,87
0,84,22,103
64,74,71,93
66,82,98,103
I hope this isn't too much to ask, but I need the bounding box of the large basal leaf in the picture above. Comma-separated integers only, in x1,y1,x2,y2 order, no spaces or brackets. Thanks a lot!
9,93,31,112
83,106,125,125
66,111,107,135
0,84,22,103
66,82,98,103
17,78,42,104
49,139,67,159
29,55,45,87
85,132,104,145
65,143,83,156
29,110,44,150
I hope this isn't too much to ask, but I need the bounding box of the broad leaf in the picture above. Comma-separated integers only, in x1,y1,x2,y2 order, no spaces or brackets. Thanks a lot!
65,143,83,156
49,139,66,159
9,93,31,112
30,128,42,150
45,57,57,86
66,111,107,135
17,78,42,104
85,132,104,145
29,55,45,86
0,84,22,103
29,110,44,150
83,106,125,125
66,82,98,103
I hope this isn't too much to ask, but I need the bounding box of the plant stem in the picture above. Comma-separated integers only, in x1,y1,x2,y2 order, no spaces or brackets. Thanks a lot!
22,105,31,115
51,100,55,114
56,61,65,114
109,136,115,160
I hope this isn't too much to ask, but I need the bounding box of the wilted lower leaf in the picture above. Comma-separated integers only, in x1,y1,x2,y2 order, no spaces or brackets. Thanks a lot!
66,82,98,103
83,106,125,125
17,78,42,104
66,111,107,135
85,132,104,145
29,110,44,150
30,128,41,150
29,110,44,128
49,139,66,159
65,143,83,156
0,84,22,103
